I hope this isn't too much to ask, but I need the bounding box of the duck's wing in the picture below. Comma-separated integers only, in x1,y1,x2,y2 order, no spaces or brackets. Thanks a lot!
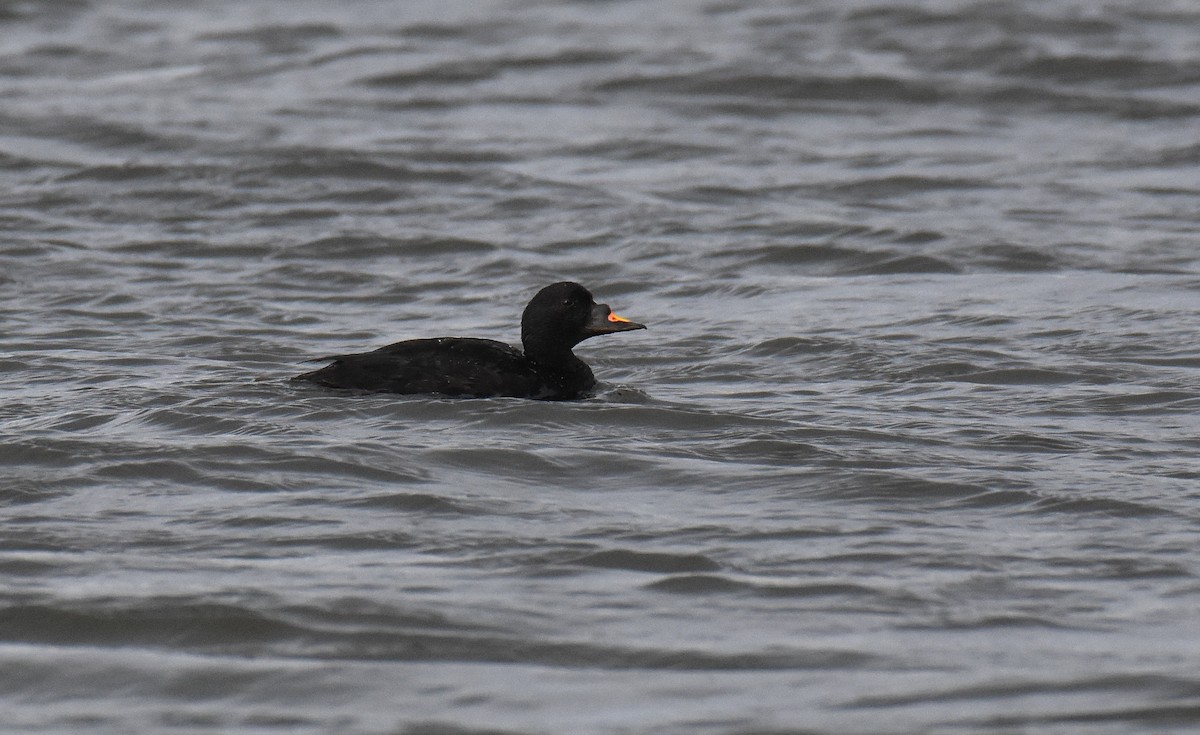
296,338,539,397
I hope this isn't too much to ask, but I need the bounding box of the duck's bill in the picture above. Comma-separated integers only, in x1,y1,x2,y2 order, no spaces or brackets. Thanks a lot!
586,303,647,335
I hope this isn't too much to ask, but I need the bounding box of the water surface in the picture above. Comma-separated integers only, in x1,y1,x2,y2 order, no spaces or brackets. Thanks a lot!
2,1,1200,733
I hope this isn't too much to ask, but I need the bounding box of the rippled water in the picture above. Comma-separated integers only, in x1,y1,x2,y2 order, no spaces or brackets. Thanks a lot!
3,1,1200,733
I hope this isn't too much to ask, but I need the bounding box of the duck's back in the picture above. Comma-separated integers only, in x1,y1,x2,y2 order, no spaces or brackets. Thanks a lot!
297,337,544,398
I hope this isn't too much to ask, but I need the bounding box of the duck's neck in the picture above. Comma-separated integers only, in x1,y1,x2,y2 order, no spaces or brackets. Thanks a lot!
523,338,595,395
522,334,578,370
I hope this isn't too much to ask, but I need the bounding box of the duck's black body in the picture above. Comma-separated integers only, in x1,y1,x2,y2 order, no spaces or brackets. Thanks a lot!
297,336,580,399
295,282,645,400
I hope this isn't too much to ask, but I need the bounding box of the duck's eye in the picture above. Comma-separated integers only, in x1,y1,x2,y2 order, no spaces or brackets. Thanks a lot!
562,298,573,307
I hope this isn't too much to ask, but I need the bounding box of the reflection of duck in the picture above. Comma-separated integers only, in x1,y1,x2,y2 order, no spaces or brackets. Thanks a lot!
295,282,646,400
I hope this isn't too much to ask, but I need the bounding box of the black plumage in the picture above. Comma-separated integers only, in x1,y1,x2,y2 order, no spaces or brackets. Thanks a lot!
294,282,646,400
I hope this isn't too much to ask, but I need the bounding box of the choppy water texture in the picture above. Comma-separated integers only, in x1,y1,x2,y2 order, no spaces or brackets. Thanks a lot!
2,1,1200,733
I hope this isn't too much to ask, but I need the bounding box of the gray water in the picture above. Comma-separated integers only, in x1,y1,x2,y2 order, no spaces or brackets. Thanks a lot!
2,1,1200,733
